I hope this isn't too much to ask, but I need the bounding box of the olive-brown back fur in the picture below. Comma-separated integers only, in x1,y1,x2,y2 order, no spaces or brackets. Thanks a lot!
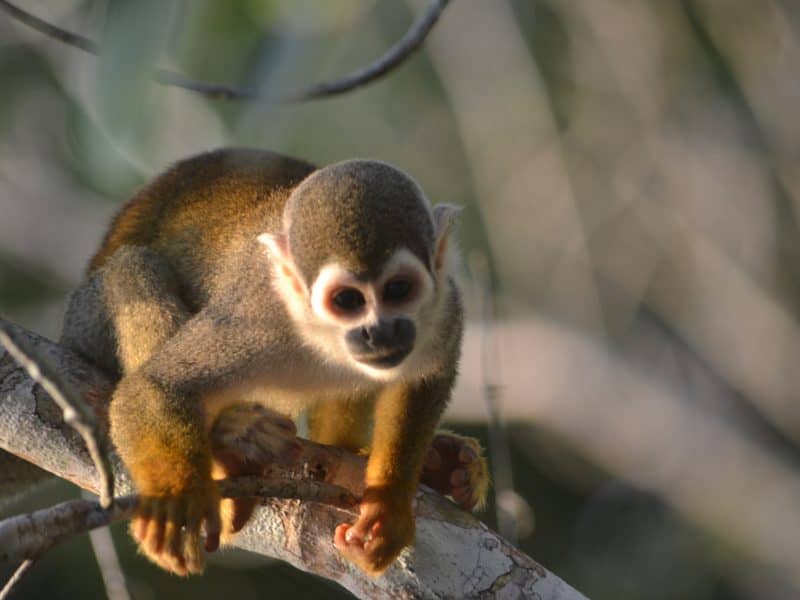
90,149,316,304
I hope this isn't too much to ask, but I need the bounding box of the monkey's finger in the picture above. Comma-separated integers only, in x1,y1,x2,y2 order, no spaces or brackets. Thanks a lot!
143,501,167,555
183,527,205,575
368,519,383,539
204,505,221,552
345,514,378,545
132,500,154,542
184,499,210,572
334,523,361,550
165,502,187,574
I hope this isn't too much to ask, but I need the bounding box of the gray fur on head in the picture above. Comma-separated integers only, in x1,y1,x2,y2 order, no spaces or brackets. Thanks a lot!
284,160,435,283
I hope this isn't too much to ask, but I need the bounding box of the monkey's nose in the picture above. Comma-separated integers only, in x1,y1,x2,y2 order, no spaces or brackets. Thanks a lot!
361,318,415,349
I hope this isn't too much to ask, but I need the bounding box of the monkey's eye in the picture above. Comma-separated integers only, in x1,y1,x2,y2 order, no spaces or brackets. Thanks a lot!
383,278,414,302
332,288,366,313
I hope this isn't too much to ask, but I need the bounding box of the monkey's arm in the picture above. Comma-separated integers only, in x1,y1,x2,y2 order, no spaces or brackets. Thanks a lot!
110,310,269,575
334,375,454,576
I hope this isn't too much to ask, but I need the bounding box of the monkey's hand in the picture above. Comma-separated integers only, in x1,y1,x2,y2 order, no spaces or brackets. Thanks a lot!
333,486,415,577
112,374,222,576
210,403,302,538
130,469,221,576
421,431,489,511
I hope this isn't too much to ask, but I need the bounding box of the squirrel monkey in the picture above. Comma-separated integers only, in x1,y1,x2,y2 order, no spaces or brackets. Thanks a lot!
59,148,488,577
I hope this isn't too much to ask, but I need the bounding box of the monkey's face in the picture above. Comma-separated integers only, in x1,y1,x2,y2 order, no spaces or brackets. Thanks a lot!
307,249,435,379
258,159,461,381
259,228,455,382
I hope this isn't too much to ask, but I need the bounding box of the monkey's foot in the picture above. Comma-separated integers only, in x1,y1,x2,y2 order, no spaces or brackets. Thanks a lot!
333,486,414,577
210,403,302,539
131,488,221,577
421,431,490,511
210,403,302,468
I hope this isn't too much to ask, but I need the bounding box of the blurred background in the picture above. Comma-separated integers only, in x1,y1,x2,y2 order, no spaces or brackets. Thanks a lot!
2,0,800,598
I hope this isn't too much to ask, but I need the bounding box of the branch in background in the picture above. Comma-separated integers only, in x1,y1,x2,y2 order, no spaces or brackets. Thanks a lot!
0,321,114,508
84,491,131,600
0,0,450,103
0,319,586,599
467,252,531,544
0,559,34,600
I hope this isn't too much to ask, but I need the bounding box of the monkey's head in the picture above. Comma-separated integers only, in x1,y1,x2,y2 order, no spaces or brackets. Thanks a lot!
259,159,460,380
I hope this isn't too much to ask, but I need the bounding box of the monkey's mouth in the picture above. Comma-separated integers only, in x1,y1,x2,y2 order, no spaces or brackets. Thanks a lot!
354,347,411,369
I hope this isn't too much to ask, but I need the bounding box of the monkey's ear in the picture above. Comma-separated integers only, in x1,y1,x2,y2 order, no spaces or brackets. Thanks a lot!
432,204,462,272
257,232,290,261
257,233,308,296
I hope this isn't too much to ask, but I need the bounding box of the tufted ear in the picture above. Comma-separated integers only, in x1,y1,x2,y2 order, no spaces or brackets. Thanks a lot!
257,232,307,296
432,204,462,272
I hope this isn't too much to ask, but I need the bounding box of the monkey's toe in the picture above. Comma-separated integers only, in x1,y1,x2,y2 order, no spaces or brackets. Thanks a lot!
420,431,490,511
334,488,414,577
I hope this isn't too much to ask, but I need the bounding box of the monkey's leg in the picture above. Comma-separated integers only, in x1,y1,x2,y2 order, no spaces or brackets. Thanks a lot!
111,310,276,576
75,246,216,575
334,377,452,576
421,431,489,511
308,393,375,454
209,403,301,540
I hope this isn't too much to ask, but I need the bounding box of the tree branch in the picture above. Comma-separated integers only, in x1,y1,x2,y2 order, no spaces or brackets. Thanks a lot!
0,322,113,508
0,476,356,564
0,318,586,599
0,0,450,103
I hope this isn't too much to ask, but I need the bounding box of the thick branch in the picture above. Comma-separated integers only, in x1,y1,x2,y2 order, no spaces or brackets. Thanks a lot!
0,0,450,103
0,322,113,508
0,320,585,599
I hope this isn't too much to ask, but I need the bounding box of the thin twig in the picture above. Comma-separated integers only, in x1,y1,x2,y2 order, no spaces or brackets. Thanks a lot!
0,322,114,508
281,0,450,102
468,253,519,544
0,0,451,103
0,0,98,52
0,477,356,564
0,559,35,600
83,492,131,600
88,527,131,600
